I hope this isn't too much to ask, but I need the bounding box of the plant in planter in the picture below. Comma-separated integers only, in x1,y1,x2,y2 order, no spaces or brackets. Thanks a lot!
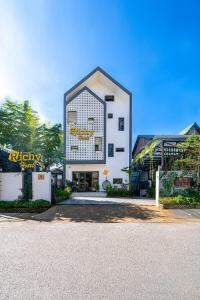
106,185,134,197
55,187,71,202
92,182,100,192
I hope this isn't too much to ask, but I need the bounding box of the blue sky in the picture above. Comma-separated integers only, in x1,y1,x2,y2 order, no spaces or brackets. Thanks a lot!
0,0,200,142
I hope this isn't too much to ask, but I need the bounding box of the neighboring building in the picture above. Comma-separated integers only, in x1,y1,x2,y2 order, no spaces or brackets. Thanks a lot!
63,67,132,191
132,122,200,196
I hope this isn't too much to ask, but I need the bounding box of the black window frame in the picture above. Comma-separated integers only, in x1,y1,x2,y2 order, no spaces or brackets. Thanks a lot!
108,113,113,119
95,137,102,151
113,178,123,184
71,146,78,152
116,148,124,152
118,117,124,131
67,111,77,124
105,95,114,102
88,117,95,122
108,143,114,157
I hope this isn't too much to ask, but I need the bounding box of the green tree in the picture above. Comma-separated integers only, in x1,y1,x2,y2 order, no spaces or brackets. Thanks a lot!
174,136,200,187
34,123,64,169
0,98,63,168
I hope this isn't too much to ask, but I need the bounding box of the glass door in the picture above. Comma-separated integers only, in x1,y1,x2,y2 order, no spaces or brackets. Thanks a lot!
72,171,99,192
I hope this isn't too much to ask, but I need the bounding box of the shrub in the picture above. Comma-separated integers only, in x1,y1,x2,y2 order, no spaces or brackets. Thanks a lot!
106,185,134,197
160,191,200,208
0,200,50,209
55,187,71,202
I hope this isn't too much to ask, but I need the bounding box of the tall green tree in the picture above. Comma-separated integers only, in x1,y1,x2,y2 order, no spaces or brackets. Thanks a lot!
34,123,63,169
174,136,200,187
0,98,63,168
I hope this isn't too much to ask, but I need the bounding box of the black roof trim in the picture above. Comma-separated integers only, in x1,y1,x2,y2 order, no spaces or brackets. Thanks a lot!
66,86,105,105
64,66,132,97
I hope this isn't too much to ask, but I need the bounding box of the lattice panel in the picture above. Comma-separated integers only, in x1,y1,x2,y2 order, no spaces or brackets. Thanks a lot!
66,89,105,161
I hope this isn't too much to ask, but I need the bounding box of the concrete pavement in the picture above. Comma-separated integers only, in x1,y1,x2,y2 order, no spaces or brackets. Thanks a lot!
0,221,200,299
60,196,155,205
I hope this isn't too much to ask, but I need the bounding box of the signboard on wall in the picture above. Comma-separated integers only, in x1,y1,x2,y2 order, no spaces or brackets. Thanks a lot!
70,128,95,140
174,177,193,188
8,150,44,169
38,174,45,180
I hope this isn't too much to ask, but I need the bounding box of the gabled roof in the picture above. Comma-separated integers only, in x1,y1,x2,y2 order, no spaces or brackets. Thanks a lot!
179,122,200,135
132,135,155,158
64,66,132,97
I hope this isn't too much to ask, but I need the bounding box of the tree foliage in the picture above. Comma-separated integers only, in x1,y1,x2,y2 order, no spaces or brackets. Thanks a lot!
0,98,63,168
174,136,200,186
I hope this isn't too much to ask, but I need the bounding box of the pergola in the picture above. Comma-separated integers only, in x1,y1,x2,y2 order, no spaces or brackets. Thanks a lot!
133,135,189,172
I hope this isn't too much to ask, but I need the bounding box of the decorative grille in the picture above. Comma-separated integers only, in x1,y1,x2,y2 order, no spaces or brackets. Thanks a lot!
66,89,105,161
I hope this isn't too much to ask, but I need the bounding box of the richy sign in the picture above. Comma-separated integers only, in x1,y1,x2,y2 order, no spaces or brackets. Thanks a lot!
70,128,95,140
8,150,43,169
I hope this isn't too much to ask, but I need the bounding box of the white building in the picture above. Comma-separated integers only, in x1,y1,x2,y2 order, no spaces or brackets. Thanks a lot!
64,67,132,192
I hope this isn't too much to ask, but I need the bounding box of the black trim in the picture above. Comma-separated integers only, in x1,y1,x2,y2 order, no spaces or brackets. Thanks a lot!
105,95,114,102
64,66,132,97
67,86,105,105
116,148,124,152
118,117,124,131
108,143,114,157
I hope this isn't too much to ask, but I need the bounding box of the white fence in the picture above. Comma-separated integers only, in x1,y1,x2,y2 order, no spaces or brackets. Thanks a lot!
0,172,51,202
0,173,23,201
32,172,51,202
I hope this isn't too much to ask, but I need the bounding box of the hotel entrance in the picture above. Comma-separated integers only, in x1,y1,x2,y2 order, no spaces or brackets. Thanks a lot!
72,171,99,192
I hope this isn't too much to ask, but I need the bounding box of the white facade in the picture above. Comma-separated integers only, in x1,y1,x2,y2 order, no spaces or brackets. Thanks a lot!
32,172,51,202
64,67,132,191
0,173,23,201
0,172,51,202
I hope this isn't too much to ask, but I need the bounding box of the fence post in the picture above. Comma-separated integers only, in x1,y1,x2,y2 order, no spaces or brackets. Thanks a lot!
155,167,160,207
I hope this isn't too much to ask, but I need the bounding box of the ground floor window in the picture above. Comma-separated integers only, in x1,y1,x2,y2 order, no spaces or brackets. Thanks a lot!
72,171,99,192
113,178,123,184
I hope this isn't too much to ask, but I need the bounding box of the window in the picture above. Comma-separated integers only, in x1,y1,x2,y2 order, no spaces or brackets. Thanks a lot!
108,144,114,157
68,111,77,124
95,137,102,151
108,113,113,119
118,117,124,131
71,146,78,152
116,148,124,152
105,95,114,102
88,117,94,122
113,178,123,184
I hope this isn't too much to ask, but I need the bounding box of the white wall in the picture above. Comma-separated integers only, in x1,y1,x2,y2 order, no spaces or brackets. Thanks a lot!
32,172,51,202
66,164,129,191
89,80,130,171
65,72,131,187
0,173,23,201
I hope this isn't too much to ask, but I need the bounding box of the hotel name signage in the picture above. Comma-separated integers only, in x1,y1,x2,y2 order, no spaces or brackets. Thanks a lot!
8,150,44,169
174,177,193,188
70,128,95,140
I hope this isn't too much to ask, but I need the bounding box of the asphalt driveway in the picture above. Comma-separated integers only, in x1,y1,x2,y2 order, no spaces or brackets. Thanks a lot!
0,221,200,299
